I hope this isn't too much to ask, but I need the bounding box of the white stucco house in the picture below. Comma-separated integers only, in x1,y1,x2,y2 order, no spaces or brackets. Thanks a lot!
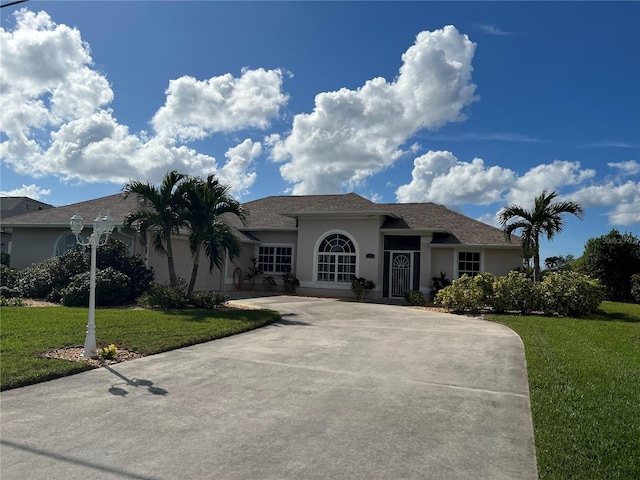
2,192,522,300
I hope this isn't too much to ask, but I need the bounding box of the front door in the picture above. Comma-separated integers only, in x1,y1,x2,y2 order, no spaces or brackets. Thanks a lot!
390,252,413,297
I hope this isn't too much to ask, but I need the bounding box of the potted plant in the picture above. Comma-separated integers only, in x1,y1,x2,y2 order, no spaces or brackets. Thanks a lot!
282,272,300,294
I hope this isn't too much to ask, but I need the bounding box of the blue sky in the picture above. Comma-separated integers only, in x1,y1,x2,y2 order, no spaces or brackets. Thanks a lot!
1,1,639,262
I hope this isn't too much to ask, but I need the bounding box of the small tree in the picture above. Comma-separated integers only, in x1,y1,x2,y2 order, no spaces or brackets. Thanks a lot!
499,190,584,282
581,230,640,302
123,171,187,286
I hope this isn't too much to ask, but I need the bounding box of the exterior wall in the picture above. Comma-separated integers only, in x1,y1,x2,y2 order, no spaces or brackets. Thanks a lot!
429,246,521,281
296,217,382,297
430,247,455,284
9,227,138,269
483,249,522,276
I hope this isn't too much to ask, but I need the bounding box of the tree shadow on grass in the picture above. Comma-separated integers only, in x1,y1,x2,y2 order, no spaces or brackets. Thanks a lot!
590,308,640,323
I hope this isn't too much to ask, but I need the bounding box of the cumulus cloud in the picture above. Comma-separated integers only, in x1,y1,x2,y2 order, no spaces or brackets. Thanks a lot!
218,139,262,196
567,181,640,225
270,25,478,194
0,9,286,195
397,152,638,226
505,160,596,208
152,68,288,141
0,184,51,200
396,151,515,205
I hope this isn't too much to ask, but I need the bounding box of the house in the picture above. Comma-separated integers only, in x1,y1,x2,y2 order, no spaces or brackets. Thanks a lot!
0,196,54,254
2,192,522,300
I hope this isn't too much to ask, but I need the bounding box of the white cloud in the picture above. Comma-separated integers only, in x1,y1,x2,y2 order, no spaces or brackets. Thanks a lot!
477,24,515,36
270,25,478,194
0,10,286,191
566,181,640,225
396,150,515,205
0,184,51,200
397,152,638,226
505,160,596,208
152,68,289,141
608,160,640,177
218,139,262,197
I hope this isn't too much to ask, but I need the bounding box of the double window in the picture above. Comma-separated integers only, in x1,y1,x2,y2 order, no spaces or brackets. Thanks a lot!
258,245,293,274
317,233,356,283
458,251,481,277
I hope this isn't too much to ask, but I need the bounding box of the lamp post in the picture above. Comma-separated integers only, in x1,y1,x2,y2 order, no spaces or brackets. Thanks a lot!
70,211,114,358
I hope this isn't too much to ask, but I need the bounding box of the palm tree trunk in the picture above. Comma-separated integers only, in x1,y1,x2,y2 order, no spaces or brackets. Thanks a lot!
166,239,177,286
187,245,201,297
533,240,541,282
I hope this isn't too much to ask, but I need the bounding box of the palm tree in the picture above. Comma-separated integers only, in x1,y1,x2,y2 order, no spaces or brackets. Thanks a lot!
123,171,187,286
498,190,584,282
179,175,246,297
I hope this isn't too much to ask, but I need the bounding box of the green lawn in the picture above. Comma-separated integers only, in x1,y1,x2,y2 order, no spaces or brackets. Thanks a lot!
0,306,280,391
489,301,640,480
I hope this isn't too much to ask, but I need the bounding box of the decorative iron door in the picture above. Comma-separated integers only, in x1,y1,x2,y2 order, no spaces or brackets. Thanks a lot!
390,252,412,297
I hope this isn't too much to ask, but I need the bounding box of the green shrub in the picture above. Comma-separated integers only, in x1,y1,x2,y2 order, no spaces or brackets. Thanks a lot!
12,240,153,304
0,264,19,298
490,271,539,314
351,276,376,301
190,291,229,309
95,239,154,300
0,296,24,307
136,280,190,309
540,271,605,316
435,274,487,313
631,274,640,304
15,249,87,300
60,267,132,307
404,289,426,306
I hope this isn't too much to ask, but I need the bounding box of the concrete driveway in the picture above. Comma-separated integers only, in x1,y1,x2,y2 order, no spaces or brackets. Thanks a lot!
1,296,537,479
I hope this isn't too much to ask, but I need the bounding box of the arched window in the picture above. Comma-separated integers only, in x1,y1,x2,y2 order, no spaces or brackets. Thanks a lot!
55,233,80,256
317,233,356,282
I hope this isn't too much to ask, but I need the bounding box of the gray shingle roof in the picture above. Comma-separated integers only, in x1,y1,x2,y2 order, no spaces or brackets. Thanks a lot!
3,192,520,247
1,194,138,227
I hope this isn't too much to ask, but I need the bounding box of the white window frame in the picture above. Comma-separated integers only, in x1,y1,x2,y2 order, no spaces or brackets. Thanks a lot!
256,244,294,274
455,250,483,278
313,230,359,284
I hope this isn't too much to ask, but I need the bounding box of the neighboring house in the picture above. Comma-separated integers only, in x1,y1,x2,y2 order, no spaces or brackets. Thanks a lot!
3,192,522,300
0,197,54,254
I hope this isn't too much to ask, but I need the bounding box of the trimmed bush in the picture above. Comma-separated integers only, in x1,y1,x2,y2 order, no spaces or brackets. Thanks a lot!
190,291,229,309
435,274,488,313
60,267,132,307
95,239,154,300
540,271,605,316
136,280,190,309
404,289,426,306
351,276,376,302
0,264,19,298
15,249,87,300
490,271,539,314
436,270,604,317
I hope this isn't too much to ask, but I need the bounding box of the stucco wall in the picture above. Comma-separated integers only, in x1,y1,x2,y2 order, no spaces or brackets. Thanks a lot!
430,247,455,283
296,217,382,294
484,248,522,276
9,227,137,269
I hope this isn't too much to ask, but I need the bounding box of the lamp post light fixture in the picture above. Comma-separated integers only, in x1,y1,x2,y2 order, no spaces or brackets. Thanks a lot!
70,211,114,358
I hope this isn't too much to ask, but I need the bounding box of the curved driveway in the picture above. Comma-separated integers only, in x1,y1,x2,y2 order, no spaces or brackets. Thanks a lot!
1,296,537,479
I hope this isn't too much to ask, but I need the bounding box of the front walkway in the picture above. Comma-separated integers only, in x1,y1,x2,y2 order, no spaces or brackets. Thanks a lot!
1,295,537,479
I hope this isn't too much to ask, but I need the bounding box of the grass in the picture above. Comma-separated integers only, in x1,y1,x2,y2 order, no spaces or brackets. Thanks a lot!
488,301,640,480
0,306,280,391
